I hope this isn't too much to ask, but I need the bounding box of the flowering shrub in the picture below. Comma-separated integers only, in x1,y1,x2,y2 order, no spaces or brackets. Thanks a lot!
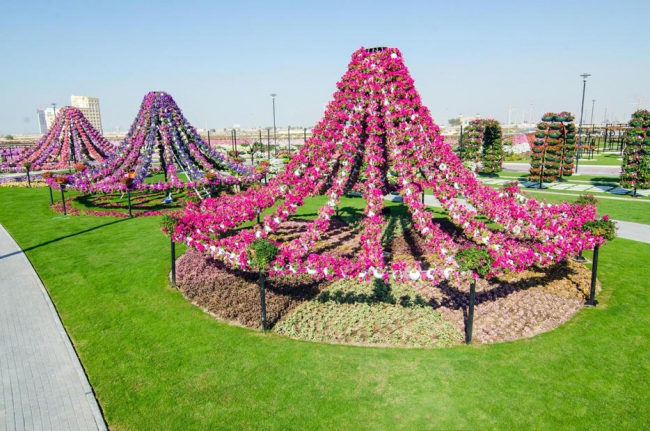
620,109,650,190
173,47,606,285
582,216,616,242
0,107,114,173
60,92,262,194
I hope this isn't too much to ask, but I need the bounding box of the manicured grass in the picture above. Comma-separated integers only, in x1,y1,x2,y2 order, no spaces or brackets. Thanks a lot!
1,187,649,429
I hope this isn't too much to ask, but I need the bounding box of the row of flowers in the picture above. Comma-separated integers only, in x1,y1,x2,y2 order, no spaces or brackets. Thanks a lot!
172,47,609,284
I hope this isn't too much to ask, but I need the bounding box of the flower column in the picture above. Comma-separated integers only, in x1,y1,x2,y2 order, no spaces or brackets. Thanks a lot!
620,109,650,195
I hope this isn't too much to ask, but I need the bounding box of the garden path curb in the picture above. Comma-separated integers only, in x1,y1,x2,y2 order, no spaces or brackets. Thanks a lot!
0,223,107,431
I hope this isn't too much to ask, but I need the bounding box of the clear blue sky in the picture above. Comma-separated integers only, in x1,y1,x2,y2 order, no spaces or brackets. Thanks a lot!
1,0,648,134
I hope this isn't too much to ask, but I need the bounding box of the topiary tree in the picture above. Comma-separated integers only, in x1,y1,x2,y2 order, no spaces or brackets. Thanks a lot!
461,119,503,173
530,112,576,184
247,238,279,330
455,246,493,343
620,109,650,195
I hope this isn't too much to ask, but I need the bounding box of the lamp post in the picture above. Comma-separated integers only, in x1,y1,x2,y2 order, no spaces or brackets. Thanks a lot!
270,93,277,156
576,73,591,174
590,100,596,125
51,102,57,116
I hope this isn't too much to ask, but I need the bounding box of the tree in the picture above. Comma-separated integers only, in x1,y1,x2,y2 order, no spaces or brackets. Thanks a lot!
4,135,14,140
448,118,461,127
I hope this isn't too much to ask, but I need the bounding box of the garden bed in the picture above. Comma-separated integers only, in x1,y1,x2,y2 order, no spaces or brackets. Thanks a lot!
176,217,597,347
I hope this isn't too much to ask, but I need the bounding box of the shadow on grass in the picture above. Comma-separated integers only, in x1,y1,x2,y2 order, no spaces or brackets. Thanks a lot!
0,218,130,259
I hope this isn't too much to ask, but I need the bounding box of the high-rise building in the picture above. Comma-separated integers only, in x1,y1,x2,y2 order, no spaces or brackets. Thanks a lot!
70,95,103,133
37,109,48,134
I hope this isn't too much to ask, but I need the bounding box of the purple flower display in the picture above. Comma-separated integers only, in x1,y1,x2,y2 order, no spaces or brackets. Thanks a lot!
0,107,114,173
63,91,260,194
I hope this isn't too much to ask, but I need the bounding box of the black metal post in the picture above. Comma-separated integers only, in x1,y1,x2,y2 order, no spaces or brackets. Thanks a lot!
272,95,277,157
466,281,476,344
422,192,425,204
259,271,267,331
234,129,237,155
171,237,177,287
26,167,31,188
207,129,210,145
304,127,307,143
60,186,67,216
586,245,599,306
267,128,271,160
288,126,291,153
127,189,133,218
48,186,53,205
459,124,464,156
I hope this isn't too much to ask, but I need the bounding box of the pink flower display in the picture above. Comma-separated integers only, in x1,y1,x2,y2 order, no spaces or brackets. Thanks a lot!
60,92,262,194
174,47,608,283
0,107,114,173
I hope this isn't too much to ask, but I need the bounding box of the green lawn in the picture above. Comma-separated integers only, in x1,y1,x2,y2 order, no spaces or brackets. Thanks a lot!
1,187,649,429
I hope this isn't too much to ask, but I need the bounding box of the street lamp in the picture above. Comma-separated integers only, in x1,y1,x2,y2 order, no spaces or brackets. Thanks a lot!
576,73,591,174
270,93,277,157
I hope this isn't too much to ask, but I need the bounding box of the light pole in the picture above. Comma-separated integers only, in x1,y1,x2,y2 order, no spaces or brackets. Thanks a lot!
51,102,57,116
590,100,596,125
270,93,277,157
576,73,591,174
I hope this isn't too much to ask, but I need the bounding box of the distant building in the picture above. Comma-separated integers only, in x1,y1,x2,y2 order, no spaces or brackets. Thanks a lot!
40,107,58,131
71,95,103,133
36,109,48,134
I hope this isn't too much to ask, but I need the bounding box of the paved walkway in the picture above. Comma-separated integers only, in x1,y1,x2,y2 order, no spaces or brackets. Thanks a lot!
385,194,650,245
502,162,622,177
0,224,106,431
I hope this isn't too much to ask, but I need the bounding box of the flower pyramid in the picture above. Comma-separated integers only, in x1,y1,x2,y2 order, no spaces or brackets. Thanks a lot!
66,91,260,193
461,118,503,173
530,112,577,182
620,109,650,191
174,47,605,284
0,107,114,173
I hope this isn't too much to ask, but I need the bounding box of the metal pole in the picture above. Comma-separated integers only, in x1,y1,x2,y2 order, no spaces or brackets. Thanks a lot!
288,126,291,153
304,127,307,143
466,281,476,344
127,189,133,218
267,128,271,160
271,94,277,157
586,245,599,306
459,124,463,156
207,129,210,146
48,186,53,205
171,238,177,287
590,100,596,125
60,186,67,216
576,73,590,174
259,271,267,331
234,129,237,155
26,168,31,188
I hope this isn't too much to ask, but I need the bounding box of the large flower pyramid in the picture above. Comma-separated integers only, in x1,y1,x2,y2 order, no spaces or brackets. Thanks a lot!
174,47,605,284
530,112,577,182
0,107,114,173
65,91,259,193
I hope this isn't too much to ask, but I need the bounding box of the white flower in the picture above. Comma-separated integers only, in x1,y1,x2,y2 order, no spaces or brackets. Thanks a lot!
391,53,397,59
439,163,447,171
264,225,272,232
294,169,301,177
368,210,375,217
359,272,367,278
426,268,436,280
307,268,317,275
443,267,454,279
255,230,262,238
409,270,421,281
373,268,383,279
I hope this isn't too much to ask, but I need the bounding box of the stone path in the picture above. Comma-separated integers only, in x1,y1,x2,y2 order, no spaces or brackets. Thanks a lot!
0,224,106,431
479,176,650,197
